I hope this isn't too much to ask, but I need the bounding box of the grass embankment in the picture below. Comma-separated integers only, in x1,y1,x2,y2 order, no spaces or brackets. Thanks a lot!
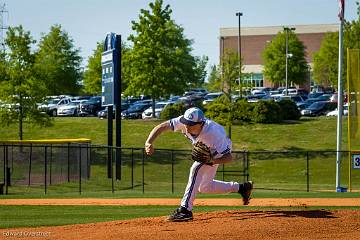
0,116,351,151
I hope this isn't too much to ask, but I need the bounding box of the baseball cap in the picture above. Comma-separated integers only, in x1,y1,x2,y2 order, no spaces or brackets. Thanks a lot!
179,107,205,126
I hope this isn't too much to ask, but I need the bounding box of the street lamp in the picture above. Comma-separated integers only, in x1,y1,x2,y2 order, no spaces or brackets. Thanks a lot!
236,12,243,98
283,27,295,96
220,36,225,92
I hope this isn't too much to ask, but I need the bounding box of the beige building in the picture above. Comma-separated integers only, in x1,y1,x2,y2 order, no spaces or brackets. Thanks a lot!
219,23,338,89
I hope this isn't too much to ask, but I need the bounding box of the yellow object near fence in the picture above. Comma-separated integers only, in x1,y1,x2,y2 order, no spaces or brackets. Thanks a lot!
347,48,360,192
0,138,91,144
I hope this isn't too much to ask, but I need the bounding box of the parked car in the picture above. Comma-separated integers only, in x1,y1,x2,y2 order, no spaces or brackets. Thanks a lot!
97,103,131,119
142,101,175,119
301,101,337,116
121,103,151,119
282,88,308,96
79,96,104,116
326,104,349,117
38,97,72,116
202,92,224,105
57,100,86,117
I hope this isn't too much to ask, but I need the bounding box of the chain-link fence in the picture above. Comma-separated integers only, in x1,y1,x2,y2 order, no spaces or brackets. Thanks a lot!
0,143,359,195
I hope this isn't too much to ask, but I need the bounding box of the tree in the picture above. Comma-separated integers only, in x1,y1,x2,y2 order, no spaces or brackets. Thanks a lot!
83,41,132,96
262,30,308,86
205,64,222,92
83,42,103,95
125,0,198,115
35,24,82,95
0,25,51,140
220,50,240,98
189,55,208,89
312,32,339,86
312,2,360,87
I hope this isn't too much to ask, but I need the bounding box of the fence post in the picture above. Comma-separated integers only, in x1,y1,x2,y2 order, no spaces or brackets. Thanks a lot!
67,143,70,182
5,146,8,194
245,151,249,182
44,146,47,194
28,144,32,186
142,148,145,194
79,144,82,195
3,146,5,193
50,144,53,185
171,150,174,193
306,151,310,192
111,148,114,193
131,148,134,189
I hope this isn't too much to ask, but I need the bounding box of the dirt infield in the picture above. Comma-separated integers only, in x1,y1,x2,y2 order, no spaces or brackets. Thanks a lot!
1,198,360,240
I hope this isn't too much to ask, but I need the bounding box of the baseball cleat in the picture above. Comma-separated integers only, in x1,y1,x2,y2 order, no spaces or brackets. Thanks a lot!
238,181,253,205
167,207,193,222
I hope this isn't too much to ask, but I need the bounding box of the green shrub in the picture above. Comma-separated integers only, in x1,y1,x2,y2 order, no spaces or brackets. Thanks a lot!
232,99,254,123
160,102,187,120
277,99,301,120
204,95,230,126
251,100,282,123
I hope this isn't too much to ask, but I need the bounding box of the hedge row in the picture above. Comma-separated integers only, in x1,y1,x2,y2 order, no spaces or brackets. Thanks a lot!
160,96,300,125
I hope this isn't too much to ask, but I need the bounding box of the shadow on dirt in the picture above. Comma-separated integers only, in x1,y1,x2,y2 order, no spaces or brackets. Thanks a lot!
228,210,337,220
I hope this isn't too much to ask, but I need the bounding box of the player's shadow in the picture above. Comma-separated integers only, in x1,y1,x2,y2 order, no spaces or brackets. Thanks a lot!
229,210,337,220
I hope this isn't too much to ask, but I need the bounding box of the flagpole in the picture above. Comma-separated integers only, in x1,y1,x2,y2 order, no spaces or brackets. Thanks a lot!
336,0,345,192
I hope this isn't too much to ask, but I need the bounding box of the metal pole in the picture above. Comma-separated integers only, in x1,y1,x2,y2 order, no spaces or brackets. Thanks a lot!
44,146,47,194
67,143,70,182
171,150,174,193
221,37,225,92
306,151,309,192
336,20,344,192
236,12,243,98
115,34,122,181
285,28,289,96
28,144,32,186
107,106,113,178
79,145,82,195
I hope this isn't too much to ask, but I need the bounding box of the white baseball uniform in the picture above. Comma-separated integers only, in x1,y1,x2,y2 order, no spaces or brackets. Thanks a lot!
169,116,240,211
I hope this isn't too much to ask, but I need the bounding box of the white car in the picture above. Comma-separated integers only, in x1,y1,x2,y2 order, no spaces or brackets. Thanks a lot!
57,100,86,117
38,97,72,116
326,104,349,117
202,92,224,105
142,101,174,119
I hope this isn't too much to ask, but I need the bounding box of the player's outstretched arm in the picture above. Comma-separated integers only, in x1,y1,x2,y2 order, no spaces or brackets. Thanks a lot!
212,153,233,165
145,121,172,155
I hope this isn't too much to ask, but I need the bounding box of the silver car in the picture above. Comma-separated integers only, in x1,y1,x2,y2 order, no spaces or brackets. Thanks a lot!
57,100,85,117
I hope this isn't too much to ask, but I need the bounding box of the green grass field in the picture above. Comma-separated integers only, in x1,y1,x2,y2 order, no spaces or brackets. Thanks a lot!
0,116,353,150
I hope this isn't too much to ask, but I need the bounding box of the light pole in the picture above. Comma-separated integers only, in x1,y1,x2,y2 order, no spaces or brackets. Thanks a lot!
220,36,225,92
236,12,243,98
283,27,295,95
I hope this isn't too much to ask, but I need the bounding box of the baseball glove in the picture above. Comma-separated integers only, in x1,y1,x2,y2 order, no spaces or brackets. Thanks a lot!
191,142,214,165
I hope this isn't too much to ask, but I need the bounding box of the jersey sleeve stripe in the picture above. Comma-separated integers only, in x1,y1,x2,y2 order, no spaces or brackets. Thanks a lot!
220,147,230,155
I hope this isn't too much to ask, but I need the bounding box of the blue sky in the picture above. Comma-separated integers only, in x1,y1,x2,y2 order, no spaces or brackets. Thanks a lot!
2,0,359,69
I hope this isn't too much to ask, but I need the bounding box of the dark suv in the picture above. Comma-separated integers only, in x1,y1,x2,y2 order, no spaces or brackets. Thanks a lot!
79,96,104,116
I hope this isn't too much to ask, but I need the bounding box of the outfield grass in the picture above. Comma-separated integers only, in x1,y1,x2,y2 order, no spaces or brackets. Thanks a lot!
0,116,352,151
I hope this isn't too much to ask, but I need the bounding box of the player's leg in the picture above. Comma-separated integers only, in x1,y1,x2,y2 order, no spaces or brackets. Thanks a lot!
168,161,204,222
198,164,253,205
198,164,239,194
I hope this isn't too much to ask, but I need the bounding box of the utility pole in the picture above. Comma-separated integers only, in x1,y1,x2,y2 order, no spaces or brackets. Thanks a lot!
236,12,243,98
0,3,8,52
283,27,295,96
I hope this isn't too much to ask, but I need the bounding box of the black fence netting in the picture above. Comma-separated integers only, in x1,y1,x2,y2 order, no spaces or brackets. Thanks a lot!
0,144,359,195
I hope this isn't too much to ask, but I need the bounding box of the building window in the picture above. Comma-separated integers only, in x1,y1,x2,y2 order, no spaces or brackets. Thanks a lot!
243,73,264,88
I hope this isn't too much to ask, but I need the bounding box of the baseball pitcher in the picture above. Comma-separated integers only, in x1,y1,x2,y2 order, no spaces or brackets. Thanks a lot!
145,107,253,222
